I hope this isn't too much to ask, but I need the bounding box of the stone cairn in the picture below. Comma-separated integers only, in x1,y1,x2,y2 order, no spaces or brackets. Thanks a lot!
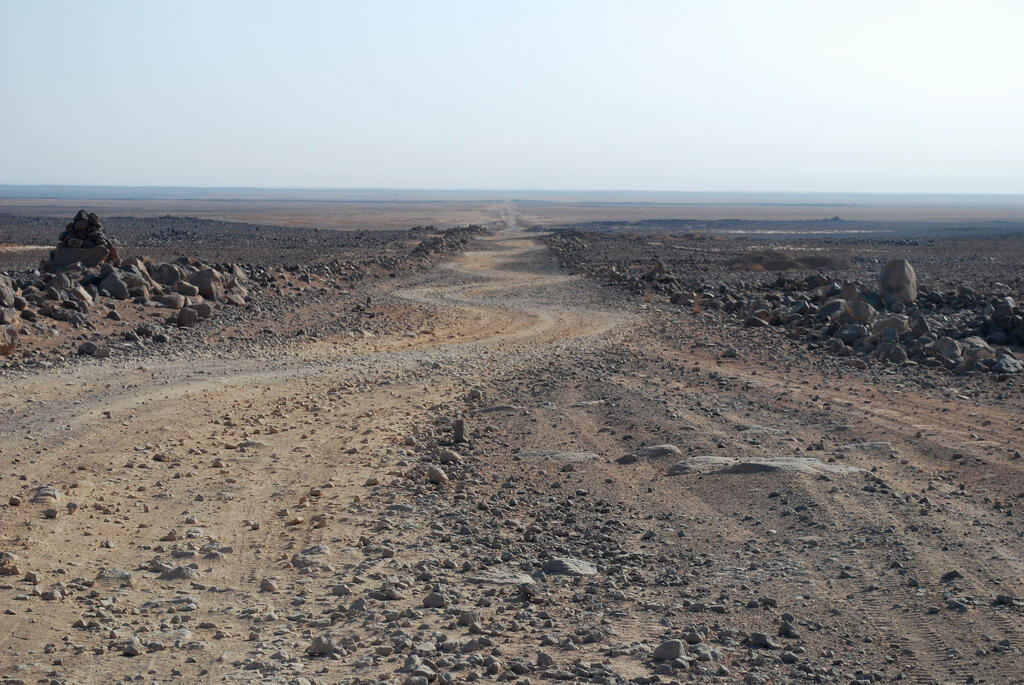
41,210,119,272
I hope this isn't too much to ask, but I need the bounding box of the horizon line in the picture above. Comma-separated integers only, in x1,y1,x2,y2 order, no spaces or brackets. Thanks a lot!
3,184,1024,199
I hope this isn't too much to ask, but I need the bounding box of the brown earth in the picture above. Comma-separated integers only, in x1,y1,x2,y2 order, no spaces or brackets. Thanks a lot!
7,191,1024,229
1,228,1022,685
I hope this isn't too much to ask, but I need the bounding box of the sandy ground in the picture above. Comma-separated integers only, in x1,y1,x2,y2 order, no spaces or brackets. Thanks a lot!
1,230,1021,685
7,194,1024,229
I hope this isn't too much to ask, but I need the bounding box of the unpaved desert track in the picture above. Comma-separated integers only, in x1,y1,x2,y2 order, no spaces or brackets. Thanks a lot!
0,232,630,683
1,232,1022,685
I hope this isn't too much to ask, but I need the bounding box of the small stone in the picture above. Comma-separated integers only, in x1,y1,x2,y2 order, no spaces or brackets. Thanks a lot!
260,578,278,593
438,448,461,465
123,637,145,657
159,565,200,581
748,632,781,649
427,465,449,485
940,570,963,583
177,307,200,328
306,635,338,656
423,592,447,608
778,622,801,639
652,639,684,661
32,486,60,503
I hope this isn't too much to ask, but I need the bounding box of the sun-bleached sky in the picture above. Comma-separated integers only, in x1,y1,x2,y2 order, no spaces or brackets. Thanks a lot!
1,0,1022,192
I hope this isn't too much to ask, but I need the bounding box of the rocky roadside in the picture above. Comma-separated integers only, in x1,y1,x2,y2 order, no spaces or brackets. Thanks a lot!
544,229,1024,380
0,213,487,372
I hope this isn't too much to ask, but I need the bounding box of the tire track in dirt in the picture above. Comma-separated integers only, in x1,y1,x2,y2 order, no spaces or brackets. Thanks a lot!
0,232,636,682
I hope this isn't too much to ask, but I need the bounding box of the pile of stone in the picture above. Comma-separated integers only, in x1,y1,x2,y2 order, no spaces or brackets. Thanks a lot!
546,235,1024,377
41,209,119,272
0,212,261,358
410,225,487,258
0,273,17,355
717,258,1024,376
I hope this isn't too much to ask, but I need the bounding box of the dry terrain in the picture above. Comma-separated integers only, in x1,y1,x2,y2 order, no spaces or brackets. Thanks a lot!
7,189,1024,229
1,207,1023,685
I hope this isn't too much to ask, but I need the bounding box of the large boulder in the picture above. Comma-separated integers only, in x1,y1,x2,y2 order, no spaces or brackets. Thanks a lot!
992,354,1024,374
845,300,876,324
189,269,224,301
869,314,910,336
191,301,214,319
223,289,246,306
151,263,186,286
120,259,162,293
160,293,186,310
878,259,917,306
176,306,199,328
99,272,130,300
43,246,113,272
815,298,847,322
961,336,995,360
0,324,16,355
174,280,200,297
0,276,16,308
931,336,962,361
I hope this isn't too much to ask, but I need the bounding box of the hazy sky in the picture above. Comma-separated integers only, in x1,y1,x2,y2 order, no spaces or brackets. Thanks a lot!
2,1,1022,192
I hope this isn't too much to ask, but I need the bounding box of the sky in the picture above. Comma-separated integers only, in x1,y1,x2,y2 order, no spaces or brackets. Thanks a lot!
1,0,1023,193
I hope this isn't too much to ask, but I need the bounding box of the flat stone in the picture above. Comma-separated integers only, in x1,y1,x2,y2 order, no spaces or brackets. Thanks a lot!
306,635,338,656
617,444,681,464
44,246,113,271
668,456,735,475
520,450,602,461
668,456,862,477
737,425,787,435
96,569,134,584
993,355,1024,374
542,557,597,576
748,632,781,649
467,570,536,585
32,486,60,503
652,639,684,660
158,566,200,581
836,442,892,452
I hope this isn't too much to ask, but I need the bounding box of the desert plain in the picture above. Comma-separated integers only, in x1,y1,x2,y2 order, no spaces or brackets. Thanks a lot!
0,192,1022,685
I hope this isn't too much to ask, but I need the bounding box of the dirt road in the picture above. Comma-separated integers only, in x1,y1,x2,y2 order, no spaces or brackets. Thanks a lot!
1,232,1021,685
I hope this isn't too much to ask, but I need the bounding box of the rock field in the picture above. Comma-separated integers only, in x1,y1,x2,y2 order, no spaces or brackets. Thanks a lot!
0,213,484,367
544,229,1024,379
0,217,1022,685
